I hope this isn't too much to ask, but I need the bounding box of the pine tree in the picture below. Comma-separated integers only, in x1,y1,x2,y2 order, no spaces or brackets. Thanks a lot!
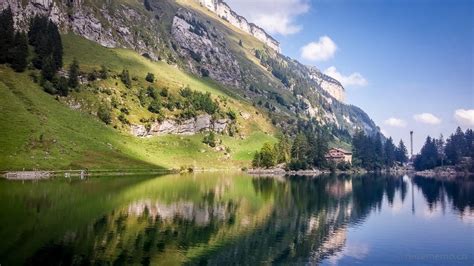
395,139,408,163
41,56,55,81
56,76,69,96
0,7,15,64
291,133,308,162
28,15,62,73
383,137,396,167
260,142,276,168
445,127,466,165
414,136,439,170
11,31,28,72
68,58,80,88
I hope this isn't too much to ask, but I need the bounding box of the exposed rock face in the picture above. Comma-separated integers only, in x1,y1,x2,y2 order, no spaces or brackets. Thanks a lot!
0,0,160,60
171,11,242,87
131,114,229,137
308,67,346,102
196,0,280,53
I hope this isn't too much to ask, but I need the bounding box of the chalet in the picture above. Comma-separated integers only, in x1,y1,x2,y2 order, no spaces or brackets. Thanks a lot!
325,148,352,164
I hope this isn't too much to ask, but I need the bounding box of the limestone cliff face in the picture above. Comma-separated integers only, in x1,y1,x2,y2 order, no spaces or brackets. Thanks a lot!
171,11,242,87
308,67,346,102
196,0,281,53
0,0,161,60
130,114,229,137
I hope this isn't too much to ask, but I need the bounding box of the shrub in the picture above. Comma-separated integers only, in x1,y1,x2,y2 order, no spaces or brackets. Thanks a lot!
145,72,154,83
160,87,169,97
98,104,112,124
203,132,217,147
99,65,108,79
55,76,69,96
42,80,56,95
148,99,162,114
120,69,131,88
118,113,129,125
227,110,237,120
68,58,80,88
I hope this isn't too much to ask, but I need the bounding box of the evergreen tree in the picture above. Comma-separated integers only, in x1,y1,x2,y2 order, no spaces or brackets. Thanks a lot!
414,136,440,170
291,133,308,162
10,31,28,72
41,56,56,81
383,137,396,167
28,15,62,72
445,127,465,165
0,7,14,64
275,133,291,164
260,142,276,168
48,21,63,69
395,139,408,163
308,130,329,167
373,133,384,168
68,58,80,88
56,76,69,96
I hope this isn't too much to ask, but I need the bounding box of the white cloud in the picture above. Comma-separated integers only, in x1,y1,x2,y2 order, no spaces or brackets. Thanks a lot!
454,109,474,126
413,113,441,125
384,117,407,128
324,66,368,87
301,36,337,61
225,0,310,35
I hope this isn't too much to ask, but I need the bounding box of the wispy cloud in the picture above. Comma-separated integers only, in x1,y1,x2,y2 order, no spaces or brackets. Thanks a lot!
324,66,368,87
454,109,474,126
413,113,441,125
225,0,310,35
301,36,337,61
384,117,407,128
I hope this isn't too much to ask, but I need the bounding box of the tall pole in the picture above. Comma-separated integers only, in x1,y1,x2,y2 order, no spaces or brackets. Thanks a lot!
410,131,413,159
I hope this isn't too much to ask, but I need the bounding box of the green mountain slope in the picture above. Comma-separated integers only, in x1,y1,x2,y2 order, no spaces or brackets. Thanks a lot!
0,34,275,171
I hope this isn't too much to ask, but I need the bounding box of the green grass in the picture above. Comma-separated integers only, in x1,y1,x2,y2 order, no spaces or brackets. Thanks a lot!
0,35,276,171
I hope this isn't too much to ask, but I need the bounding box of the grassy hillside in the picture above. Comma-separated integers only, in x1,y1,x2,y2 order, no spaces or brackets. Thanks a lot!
0,34,276,171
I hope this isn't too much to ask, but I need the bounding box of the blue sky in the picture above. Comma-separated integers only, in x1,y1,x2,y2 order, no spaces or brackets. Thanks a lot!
226,0,473,152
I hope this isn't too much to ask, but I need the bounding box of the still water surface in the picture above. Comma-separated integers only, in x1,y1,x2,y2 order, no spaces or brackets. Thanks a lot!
0,173,472,265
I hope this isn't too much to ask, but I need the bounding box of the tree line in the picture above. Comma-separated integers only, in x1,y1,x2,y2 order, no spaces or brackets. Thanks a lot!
0,7,81,96
252,120,331,170
414,127,473,171
352,131,408,170
0,8,28,72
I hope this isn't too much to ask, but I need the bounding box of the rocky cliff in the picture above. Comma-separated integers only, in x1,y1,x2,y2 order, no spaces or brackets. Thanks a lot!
308,67,346,102
130,114,229,137
0,0,164,60
196,0,281,53
1,0,379,139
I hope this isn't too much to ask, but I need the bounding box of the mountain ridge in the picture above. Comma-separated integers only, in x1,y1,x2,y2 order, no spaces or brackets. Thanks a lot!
0,0,382,170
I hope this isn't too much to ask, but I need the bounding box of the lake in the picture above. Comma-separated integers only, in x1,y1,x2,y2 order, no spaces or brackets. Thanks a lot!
0,173,472,265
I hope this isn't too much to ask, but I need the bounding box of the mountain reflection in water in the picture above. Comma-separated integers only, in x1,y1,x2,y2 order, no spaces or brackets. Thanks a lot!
0,173,472,265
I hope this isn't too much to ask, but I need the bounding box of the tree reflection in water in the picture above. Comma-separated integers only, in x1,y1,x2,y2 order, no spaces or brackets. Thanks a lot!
0,174,471,265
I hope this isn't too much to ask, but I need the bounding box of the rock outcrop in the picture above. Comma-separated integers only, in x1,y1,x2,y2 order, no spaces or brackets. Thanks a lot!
131,114,229,137
196,0,280,53
0,0,161,60
308,67,346,102
171,11,242,87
